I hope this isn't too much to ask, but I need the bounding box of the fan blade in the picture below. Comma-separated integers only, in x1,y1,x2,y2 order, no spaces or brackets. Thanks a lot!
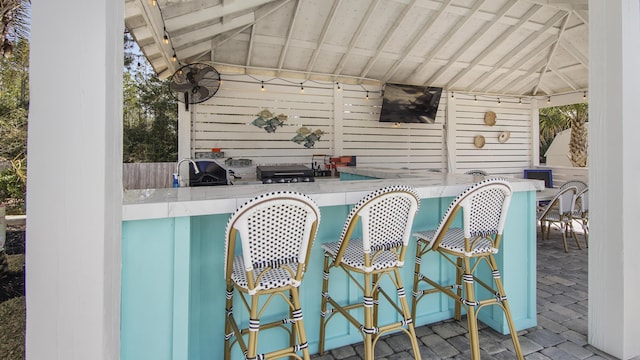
194,67,215,82
171,82,193,92
195,86,209,100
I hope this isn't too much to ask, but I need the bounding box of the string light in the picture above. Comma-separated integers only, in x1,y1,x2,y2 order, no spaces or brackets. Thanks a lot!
365,91,369,100
474,95,477,103
163,32,169,45
300,83,304,93
172,52,177,62
261,81,265,91
451,91,454,98
336,82,341,91
149,0,156,6
547,96,551,104
519,98,522,105
497,97,501,105
583,91,587,100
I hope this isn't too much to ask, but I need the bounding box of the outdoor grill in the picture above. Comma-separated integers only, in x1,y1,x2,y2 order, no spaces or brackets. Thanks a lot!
256,165,315,184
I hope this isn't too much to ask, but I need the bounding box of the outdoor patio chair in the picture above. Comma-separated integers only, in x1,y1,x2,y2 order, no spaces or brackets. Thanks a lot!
318,185,422,360
223,191,320,360
560,180,588,193
571,187,589,246
411,178,523,360
537,185,583,252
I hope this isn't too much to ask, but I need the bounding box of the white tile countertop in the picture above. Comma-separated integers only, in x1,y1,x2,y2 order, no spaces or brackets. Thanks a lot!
122,172,541,221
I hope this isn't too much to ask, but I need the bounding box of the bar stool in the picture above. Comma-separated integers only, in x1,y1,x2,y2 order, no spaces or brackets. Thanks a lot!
411,178,523,360
223,191,320,360
318,185,422,360
538,185,580,252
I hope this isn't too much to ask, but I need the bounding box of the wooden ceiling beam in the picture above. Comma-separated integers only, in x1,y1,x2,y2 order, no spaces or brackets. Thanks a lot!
381,0,454,83
468,11,566,92
405,0,485,85
164,0,278,32
532,12,570,95
548,63,579,90
425,0,519,86
171,13,255,49
559,37,588,67
496,58,547,94
359,0,419,79
445,3,542,89
305,0,342,78
135,0,177,77
246,24,256,67
276,0,301,76
332,0,380,78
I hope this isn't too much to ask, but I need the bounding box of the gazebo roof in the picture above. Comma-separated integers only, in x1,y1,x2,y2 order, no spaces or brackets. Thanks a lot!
124,0,588,97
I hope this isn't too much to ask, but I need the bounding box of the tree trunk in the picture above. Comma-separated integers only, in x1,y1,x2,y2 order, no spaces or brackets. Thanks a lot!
569,105,588,167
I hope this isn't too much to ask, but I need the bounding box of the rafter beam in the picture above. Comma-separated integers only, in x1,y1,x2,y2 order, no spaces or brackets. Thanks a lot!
246,24,256,67
405,0,485,85
446,3,542,89
426,0,518,86
332,0,380,77
165,0,278,32
134,0,177,77
171,13,255,49
559,37,588,66
497,58,547,94
532,12,570,95
277,0,301,76
381,0,453,83
548,63,579,90
359,0,419,79
305,0,342,78
468,11,566,92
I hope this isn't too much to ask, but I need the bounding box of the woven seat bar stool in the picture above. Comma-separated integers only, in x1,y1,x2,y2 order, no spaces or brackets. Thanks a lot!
464,169,488,176
537,185,582,252
223,191,320,360
318,185,422,360
411,178,523,360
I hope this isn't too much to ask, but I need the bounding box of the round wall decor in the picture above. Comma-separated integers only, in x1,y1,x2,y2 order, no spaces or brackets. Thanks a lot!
498,131,511,143
484,111,496,126
474,135,486,148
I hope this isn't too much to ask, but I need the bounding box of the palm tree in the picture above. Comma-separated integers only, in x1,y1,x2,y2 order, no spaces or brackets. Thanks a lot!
1,0,30,58
539,103,588,166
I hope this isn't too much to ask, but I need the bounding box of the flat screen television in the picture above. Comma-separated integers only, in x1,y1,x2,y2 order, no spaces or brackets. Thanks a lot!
524,169,553,188
379,83,443,124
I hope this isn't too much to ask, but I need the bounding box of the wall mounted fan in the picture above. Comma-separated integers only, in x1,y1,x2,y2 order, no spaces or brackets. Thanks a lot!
169,63,220,110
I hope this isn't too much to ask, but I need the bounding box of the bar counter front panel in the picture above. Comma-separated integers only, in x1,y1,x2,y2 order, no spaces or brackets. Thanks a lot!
121,173,538,359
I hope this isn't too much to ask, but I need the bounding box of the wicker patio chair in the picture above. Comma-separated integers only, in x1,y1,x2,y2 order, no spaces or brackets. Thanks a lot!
411,178,523,360
223,191,320,360
560,180,588,193
318,185,422,360
571,187,589,246
537,185,582,252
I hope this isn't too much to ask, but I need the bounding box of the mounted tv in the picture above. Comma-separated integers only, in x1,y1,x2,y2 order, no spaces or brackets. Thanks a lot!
379,83,443,124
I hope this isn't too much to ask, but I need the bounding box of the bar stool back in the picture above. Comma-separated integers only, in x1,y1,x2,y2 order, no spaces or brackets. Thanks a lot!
318,185,421,360
411,178,523,359
223,191,320,360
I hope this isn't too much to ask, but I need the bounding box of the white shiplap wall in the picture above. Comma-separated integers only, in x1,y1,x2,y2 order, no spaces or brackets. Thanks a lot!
184,75,534,176
450,93,534,176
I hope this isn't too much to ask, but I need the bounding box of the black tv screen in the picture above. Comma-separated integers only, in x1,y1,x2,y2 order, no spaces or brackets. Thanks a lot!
379,83,443,124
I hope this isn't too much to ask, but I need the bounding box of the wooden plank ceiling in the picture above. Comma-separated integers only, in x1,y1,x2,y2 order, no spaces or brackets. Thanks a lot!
124,0,588,97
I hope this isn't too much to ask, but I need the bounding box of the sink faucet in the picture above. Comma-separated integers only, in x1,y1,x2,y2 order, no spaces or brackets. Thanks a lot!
175,158,200,187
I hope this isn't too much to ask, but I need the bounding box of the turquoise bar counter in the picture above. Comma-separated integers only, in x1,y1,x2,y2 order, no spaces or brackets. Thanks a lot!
121,173,539,359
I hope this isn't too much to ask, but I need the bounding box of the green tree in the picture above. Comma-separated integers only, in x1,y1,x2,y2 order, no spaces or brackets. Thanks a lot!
122,32,177,163
0,37,28,213
1,0,30,57
539,103,588,166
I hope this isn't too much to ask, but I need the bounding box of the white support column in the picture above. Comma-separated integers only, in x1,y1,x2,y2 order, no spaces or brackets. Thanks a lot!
26,0,123,359
333,84,344,156
589,0,640,358
530,99,540,166
445,94,457,173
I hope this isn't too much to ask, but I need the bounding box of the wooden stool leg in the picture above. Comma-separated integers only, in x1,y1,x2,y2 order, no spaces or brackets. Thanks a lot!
290,287,311,360
411,241,423,321
246,295,261,360
394,268,422,360
462,258,481,360
224,284,234,360
318,254,330,355
363,272,375,360
454,257,463,321
488,255,524,359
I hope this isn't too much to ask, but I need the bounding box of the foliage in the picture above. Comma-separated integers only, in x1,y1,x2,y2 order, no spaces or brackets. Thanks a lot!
0,38,28,213
0,0,30,58
539,103,588,165
122,32,178,163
